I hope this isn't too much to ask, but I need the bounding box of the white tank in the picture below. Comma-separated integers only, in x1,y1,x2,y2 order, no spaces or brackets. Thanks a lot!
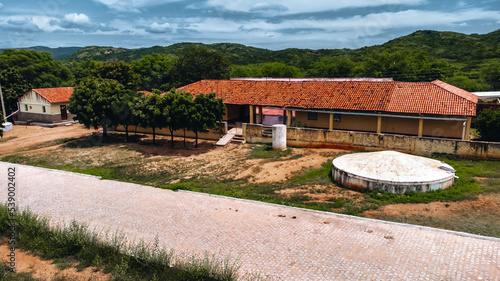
272,124,287,151
2,122,12,132
332,151,456,194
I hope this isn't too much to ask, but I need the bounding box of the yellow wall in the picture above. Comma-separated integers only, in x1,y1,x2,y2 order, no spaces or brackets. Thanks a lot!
381,117,419,135
295,111,378,132
422,119,464,139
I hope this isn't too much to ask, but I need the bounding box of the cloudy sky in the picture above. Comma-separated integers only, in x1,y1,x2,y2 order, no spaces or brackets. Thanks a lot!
0,0,499,50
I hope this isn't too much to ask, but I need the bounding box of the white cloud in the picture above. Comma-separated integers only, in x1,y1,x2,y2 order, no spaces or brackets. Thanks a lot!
0,3,4,9
63,13,90,25
93,0,179,12
145,22,172,33
194,0,426,15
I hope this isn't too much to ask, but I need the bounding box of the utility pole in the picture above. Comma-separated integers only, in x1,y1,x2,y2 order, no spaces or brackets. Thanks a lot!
0,81,6,122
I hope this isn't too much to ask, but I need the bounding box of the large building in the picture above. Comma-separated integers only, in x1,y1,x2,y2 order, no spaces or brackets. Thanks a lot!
179,78,477,140
17,87,75,123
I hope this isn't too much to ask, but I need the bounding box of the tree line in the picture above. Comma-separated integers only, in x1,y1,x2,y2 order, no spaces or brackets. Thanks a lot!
69,77,225,147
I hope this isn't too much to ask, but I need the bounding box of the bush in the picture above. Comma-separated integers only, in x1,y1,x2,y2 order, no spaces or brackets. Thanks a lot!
474,109,500,141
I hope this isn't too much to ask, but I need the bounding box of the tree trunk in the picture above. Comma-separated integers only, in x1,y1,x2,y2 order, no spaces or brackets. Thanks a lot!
124,124,129,142
152,127,156,145
103,125,108,140
170,129,174,147
183,128,186,147
195,131,198,148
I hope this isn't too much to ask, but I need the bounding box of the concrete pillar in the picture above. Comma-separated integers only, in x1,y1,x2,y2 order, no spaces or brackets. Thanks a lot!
329,113,334,130
283,110,287,125
462,117,472,140
272,124,287,151
286,110,292,127
377,116,382,134
258,106,263,124
249,105,254,124
418,118,424,137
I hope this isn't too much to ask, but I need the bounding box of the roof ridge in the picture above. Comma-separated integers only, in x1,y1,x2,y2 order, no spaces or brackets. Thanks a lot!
431,79,478,103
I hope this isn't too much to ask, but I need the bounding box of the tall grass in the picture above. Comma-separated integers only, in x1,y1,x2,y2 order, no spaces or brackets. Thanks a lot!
0,205,240,281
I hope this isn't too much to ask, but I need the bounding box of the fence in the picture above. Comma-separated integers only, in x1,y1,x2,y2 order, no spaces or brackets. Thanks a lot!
243,123,500,159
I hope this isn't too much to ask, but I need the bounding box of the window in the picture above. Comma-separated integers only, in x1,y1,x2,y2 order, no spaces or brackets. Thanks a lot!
42,106,46,113
334,113,341,122
24,104,28,111
308,112,318,121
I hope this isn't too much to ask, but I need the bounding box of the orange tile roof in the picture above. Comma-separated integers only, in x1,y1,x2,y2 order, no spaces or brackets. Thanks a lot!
178,79,477,116
21,87,74,103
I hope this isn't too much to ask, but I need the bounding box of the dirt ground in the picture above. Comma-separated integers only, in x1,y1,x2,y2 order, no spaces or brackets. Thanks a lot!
0,242,111,280
2,124,499,238
0,124,96,156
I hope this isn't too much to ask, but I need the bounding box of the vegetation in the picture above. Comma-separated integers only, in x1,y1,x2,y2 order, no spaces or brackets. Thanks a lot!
0,111,4,137
0,205,240,280
69,77,130,138
189,93,226,148
474,108,500,141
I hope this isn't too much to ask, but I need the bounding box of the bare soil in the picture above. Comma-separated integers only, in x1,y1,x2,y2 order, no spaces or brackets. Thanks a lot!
0,124,95,156
0,242,111,281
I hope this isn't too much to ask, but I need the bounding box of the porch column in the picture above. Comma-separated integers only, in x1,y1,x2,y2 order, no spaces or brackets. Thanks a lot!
258,106,263,124
329,113,334,130
418,118,424,137
377,116,382,134
286,110,292,127
464,117,472,140
249,105,254,124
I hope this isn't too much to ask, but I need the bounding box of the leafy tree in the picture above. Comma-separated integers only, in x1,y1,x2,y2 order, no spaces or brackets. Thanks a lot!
443,75,491,92
474,109,500,141
173,45,231,86
188,93,225,148
167,91,193,147
132,53,178,91
70,59,103,81
91,61,140,90
308,56,354,77
0,49,73,115
69,77,127,138
111,90,138,142
132,93,168,144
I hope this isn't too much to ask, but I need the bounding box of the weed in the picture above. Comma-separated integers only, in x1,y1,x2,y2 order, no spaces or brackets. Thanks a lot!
249,144,291,159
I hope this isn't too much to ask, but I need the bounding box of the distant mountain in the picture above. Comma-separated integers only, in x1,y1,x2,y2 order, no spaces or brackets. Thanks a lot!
58,29,499,67
8,46,83,60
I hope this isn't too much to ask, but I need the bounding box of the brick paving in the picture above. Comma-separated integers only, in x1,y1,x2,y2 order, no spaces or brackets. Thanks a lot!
2,162,499,280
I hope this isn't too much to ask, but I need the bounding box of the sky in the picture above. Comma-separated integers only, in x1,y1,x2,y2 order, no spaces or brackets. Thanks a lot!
0,0,499,50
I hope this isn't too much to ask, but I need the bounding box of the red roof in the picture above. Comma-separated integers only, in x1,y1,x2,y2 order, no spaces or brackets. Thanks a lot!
178,79,477,116
21,87,74,103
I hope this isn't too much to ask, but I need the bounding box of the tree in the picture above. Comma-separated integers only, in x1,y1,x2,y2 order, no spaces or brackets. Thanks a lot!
474,109,500,142
164,91,193,147
173,45,231,86
132,93,168,145
91,61,140,90
69,78,127,138
188,93,225,148
0,111,4,138
112,90,138,142
132,53,178,91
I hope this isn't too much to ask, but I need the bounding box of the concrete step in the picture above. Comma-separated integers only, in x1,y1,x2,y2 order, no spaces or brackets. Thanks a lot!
231,136,246,144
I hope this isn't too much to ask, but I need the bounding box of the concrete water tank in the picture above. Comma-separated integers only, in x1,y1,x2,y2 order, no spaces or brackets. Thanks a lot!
272,124,287,151
2,122,12,132
331,151,456,194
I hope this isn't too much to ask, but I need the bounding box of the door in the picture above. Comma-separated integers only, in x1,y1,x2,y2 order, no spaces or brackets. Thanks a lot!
60,105,67,120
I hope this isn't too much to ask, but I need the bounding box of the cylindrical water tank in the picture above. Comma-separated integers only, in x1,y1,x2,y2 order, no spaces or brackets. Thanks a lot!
2,122,12,132
272,124,287,151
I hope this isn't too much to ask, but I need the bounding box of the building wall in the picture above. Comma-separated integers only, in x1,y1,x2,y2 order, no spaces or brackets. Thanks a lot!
243,123,500,159
18,91,73,123
381,117,419,135
421,119,463,139
225,104,241,121
116,123,226,140
295,111,378,132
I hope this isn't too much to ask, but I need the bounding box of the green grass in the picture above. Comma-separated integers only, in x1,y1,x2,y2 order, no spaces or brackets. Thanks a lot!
248,144,292,159
0,206,240,281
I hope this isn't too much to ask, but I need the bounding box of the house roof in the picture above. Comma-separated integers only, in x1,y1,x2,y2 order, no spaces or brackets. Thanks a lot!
178,79,477,116
21,87,74,103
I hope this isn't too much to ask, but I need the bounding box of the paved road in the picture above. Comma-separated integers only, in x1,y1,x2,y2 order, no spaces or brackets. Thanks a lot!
2,162,499,280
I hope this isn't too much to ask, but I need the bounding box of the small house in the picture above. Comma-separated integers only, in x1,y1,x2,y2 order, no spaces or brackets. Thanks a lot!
17,87,75,123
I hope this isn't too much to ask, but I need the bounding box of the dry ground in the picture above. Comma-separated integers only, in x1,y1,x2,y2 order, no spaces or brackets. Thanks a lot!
1,124,499,237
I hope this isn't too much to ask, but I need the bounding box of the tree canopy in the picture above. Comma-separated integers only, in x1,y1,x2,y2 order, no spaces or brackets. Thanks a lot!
474,109,500,141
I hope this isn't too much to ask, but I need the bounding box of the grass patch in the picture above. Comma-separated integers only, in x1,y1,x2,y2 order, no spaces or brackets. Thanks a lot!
0,205,240,281
249,144,291,159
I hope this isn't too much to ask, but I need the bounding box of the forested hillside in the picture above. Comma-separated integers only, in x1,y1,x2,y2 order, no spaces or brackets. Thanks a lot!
1,29,499,120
